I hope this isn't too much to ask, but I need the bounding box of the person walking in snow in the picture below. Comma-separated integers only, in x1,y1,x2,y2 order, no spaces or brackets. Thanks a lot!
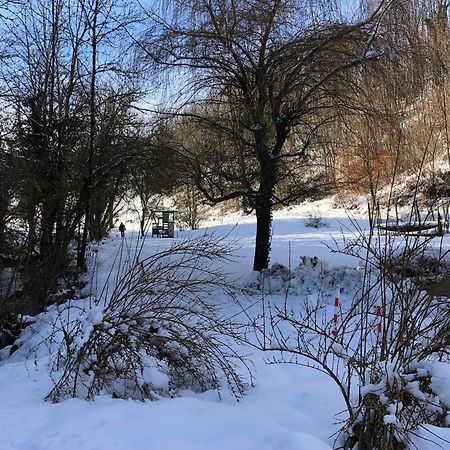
119,222,126,238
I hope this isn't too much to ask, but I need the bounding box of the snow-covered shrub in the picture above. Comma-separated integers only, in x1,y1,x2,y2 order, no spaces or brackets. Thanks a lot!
44,236,252,402
244,256,363,298
0,313,24,351
346,360,450,450
255,207,450,449
244,263,295,293
335,228,450,448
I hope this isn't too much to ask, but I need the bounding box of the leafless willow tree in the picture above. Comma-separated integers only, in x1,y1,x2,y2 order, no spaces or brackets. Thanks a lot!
139,0,393,271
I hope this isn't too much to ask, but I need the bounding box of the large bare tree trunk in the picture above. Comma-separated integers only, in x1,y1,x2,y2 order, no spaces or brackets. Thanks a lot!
253,195,272,271
253,154,276,271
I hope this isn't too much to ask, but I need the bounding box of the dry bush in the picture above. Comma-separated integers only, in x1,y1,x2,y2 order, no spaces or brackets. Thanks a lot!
46,235,252,402
305,211,329,228
338,225,450,449
174,185,207,230
252,207,450,449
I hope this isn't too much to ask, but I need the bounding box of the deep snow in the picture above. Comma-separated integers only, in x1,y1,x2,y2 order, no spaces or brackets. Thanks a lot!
0,199,449,450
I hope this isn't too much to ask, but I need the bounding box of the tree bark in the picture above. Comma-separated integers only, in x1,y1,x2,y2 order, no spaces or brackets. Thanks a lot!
253,155,276,271
253,193,273,271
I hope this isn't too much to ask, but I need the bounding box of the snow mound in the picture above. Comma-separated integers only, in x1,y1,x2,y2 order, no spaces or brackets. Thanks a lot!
244,256,365,299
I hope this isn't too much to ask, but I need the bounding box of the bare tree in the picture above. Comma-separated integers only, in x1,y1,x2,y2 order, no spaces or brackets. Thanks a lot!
140,0,391,271
0,0,142,313
77,0,139,268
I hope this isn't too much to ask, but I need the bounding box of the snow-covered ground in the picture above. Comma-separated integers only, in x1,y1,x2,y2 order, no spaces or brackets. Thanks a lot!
0,199,449,450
